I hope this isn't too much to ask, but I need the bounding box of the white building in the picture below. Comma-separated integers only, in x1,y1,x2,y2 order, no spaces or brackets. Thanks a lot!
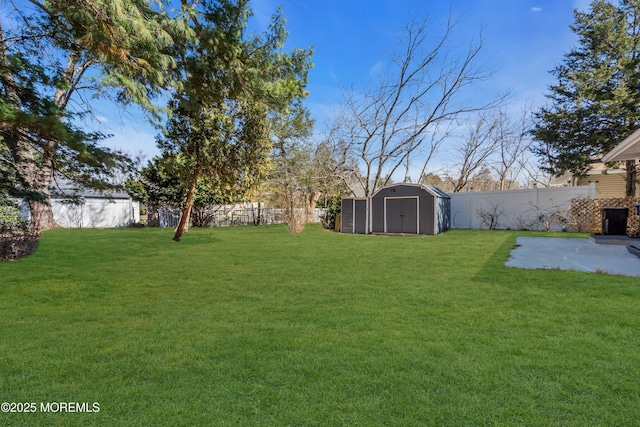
21,180,139,228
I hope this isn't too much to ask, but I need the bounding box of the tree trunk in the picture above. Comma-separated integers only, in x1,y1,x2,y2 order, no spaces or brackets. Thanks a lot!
12,137,58,232
173,164,202,242
626,160,637,197
19,150,57,232
305,191,320,223
28,200,58,232
253,201,262,226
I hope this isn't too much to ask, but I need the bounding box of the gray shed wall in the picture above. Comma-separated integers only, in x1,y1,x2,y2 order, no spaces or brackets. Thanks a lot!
371,196,385,233
436,197,451,233
341,198,368,234
354,199,367,234
341,198,354,233
420,196,435,234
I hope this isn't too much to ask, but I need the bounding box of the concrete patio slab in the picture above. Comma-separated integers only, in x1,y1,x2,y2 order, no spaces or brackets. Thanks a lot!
505,237,640,278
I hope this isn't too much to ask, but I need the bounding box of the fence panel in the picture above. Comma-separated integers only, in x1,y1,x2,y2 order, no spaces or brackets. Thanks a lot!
158,209,180,228
449,184,596,231
156,207,327,228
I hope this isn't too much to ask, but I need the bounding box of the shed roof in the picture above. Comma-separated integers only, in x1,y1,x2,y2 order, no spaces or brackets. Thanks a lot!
371,183,450,199
602,128,640,162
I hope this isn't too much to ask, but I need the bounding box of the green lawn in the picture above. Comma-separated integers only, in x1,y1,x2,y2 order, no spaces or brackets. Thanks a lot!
1,224,639,426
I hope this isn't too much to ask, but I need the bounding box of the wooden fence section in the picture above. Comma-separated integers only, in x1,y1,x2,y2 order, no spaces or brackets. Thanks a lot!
571,197,640,236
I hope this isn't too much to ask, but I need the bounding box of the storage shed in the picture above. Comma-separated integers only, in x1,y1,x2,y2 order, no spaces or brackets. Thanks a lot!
370,184,450,235
341,198,368,234
341,183,450,235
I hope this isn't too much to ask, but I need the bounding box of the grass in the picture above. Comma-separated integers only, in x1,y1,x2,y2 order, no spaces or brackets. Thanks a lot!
1,224,639,426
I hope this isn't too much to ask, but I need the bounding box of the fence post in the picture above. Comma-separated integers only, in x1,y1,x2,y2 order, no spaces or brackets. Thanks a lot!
469,190,475,229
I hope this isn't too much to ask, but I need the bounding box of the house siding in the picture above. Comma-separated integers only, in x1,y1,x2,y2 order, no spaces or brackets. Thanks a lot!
576,173,635,198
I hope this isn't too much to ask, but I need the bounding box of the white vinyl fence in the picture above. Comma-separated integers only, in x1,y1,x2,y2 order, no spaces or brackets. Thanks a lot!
449,184,596,231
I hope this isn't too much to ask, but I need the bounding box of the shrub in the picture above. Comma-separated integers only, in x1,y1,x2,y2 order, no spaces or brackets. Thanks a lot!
0,198,27,232
0,197,38,261
320,196,341,229
285,207,305,233
0,230,40,261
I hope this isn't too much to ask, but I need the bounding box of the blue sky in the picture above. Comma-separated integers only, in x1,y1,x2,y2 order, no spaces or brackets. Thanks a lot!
98,0,593,161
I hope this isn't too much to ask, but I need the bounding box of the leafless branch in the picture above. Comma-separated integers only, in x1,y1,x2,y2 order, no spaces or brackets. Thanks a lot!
329,13,504,196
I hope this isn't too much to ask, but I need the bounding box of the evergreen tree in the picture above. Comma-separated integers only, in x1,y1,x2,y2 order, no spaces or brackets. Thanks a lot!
126,156,188,210
532,0,640,196
0,0,191,232
159,0,312,241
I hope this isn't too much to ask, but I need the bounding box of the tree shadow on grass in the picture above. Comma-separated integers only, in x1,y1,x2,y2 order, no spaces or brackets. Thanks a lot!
471,233,521,285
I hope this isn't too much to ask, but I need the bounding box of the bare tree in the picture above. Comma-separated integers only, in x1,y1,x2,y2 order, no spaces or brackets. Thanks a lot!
446,106,539,192
449,112,501,192
311,141,351,205
319,124,365,197
520,156,554,187
491,106,533,190
329,14,502,197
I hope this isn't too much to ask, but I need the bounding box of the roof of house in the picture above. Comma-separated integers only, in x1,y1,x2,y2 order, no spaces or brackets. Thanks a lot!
50,177,130,200
602,128,640,162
